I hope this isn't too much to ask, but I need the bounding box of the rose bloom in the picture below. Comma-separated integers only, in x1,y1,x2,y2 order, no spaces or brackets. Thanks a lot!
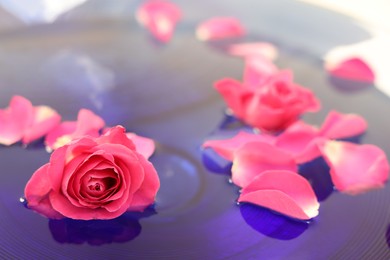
215,71,320,131
25,126,160,220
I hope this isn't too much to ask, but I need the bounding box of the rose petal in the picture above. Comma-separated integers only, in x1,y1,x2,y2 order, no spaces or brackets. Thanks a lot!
203,131,275,161
228,42,278,60
320,141,389,195
243,55,278,87
98,126,136,151
22,105,61,144
127,154,160,212
232,142,297,187
45,109,105,150
24,164,64,219
126,132,155,159
0,96,34,145
319,110,368,140
136,0,181,43
238,170,319,220
196,17,245,41
214,78,249,118
275,121,322,163
326,57,375,83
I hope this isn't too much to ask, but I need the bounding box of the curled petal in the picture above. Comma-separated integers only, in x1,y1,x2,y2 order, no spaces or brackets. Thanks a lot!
319,110,368,140
232,142,297,187
22,106,61,144
0,96,33,145
228,42,278,60
196,17,245,41
326,57,375,83
203,131,275,161
275,121,322,163
238,170,320,220
243,55,278,87
126,133,155,159
136,0,181,43
45,109,105,150
98,126,136,151
24,164,64,219
320,141,389,195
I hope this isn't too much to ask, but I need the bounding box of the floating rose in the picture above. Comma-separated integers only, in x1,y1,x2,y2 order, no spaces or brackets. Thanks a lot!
45,109,105,151
0,96,61,146
196,17,245,41
136,0,181,43
215,71,320,131
238,170,320,220
25,126,160,220
319,140,389,195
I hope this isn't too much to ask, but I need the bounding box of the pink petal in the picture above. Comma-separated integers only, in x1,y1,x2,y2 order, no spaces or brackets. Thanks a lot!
22,106,61,144
232,142,297,187
227,42,278,60
45,109,105,150
238,170,320,220
127,153,160,212
0,96,34,145
24,164,64,219
243,55,278,87
275,121,322,163
320,141,389,195
214,78,248,118
126,133,155,159
136,0,181,43
319,110,368,140
97,126,136,151
326,57,375,83
203,131,275,161
196,17,245,41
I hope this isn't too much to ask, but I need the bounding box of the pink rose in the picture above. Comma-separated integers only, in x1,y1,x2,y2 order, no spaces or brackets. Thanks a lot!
24,126,160,220
215,70,320,132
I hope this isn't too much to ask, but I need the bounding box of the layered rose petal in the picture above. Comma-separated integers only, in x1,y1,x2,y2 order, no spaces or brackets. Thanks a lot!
45,109,105,150
136,0,181,43
203,131,275,161
319,110,368,140
24,164,64,219
126,133,155,159
232,142,297,187
228,42,278,60
196,17,245,41
326,57,375,83
320,141,389,195
214,78,248,118
0,96,34,145
243,55,278,87
127,154,160,211
22,106,61,144
275,121,322,163
99,126,136,151
238,170,320,220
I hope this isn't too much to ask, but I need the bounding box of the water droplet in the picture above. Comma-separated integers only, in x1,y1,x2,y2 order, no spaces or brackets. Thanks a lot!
228,178,233,184
19,196,28,207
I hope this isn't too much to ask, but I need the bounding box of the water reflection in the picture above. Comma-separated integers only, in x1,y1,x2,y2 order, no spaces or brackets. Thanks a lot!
299,157,334,202
240,203,308,240
49,208,156,246
328,76,373,93
0,0,88,24
44,50,115,110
